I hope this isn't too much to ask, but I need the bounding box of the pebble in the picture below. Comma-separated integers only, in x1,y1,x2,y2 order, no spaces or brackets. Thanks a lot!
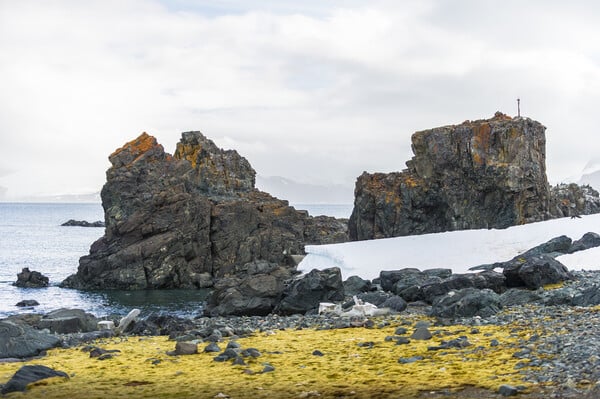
410,327,432,340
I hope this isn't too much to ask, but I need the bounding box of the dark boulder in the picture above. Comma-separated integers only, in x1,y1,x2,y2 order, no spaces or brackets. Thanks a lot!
38,309,98,334
503,254,571,289
127,314,196,337
15,299,40,307
61,132,347,291
520,235,572,258
61,219,105,227
431,288,502,318
204,263,292,317
1,365,68,394
420,271,506,304
0,320,61,359
355,291,392,307
379,268,452,294
343,275,372,296
13,268,49,288
275,267,344,315
380,295,408,312
568,232,600,254
499,288,543,307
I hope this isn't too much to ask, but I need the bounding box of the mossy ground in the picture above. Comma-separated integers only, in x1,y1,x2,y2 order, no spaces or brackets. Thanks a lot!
1,316,540,398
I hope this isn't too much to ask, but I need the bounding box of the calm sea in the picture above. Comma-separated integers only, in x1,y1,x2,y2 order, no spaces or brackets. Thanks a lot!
0,202,352,319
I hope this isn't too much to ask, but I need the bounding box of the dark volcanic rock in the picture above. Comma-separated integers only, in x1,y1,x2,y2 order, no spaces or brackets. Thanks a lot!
343,275,372,295
275,267,345,315
0,320,62,359
15,299,40,307
431,288,502,318
349,113,553,240
420,271,506,303
61,219,105,227
569,232,600,254
204,262,292,316
61,132,347,291
503,254,571,289
1,365,68,394
13,268,49,288
38,308,99,334
520,235,572,258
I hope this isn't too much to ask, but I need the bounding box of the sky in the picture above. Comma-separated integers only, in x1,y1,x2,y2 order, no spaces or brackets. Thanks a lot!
1,0,600,200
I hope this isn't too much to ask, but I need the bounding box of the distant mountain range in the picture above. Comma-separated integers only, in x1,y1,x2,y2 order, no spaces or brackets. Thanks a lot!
255,176,354,204
1,192,101,203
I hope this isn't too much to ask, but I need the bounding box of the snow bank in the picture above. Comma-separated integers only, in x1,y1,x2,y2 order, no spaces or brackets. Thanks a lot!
299,214,600,280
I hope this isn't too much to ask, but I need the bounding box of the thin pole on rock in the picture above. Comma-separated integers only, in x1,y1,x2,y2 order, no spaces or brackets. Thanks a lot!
517,98,521,117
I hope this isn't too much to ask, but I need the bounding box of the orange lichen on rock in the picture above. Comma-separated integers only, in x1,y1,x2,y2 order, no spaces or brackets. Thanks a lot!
174,143,202,169
470,123,492,166
109,133,164,166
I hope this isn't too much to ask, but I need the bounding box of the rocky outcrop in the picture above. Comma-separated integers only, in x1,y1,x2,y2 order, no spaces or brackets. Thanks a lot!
349,113,587,240
0,320,62,359
1,365,68,395
550,183,600,217
13,268,49,288
62,132,347,291
61,220,105,227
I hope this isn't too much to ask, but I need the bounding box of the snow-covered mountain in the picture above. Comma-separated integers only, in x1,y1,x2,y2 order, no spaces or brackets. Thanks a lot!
300,214,600,280
579,158,600,189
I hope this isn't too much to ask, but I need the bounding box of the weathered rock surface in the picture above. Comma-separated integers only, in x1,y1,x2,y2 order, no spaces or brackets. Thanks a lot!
1,365,68,394
275,267,345,315
61,132,347,291
13,268,49,288
431,288,502,318
38,308,99,334
349,113,600,240
0,320,61,359
503,254,572,289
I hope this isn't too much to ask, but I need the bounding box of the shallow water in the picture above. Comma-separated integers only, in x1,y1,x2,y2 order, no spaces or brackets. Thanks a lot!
0,202,351,318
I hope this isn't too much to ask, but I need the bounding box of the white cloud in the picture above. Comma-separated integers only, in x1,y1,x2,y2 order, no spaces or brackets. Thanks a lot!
1,0,599,199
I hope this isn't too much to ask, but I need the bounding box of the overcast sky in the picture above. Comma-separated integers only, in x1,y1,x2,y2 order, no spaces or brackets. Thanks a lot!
1,0,599,200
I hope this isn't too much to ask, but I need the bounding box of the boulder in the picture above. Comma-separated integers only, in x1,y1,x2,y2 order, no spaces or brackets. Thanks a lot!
38,309,99,334
379,268,452,294
431,288,502,318
503,254,571,289
61,132,347,291
13,268,49,288
349,113,554,240
126,314,195,337
380,295,408,312
519,235,572,258
568,232,600,253
1,365,68,394
15,300,40,307
204,264,292,317
276,267,345,315
419,271,506,304
343,275,372,296
61,219,105,227
0,320,62,359
499,288,543,307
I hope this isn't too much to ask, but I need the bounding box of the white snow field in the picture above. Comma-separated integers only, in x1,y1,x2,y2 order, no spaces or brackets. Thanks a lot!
299,214,600,280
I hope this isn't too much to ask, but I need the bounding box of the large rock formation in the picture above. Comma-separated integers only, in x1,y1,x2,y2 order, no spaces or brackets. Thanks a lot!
349,112,574,240
62,132,347,290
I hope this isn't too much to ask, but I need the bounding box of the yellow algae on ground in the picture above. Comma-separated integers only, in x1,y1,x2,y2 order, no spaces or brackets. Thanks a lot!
0,320,536,399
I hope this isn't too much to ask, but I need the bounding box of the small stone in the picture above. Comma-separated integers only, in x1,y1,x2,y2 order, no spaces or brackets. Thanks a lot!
395,337,410,345
410,327,432,340
262,364,275,373
241,348,261,358
204,343,221,353
226,341,241,350
357,342,375,348
232,356,246,366
398,356,423,364
312,350,324,356
498,385,519,396
175,341,198,355
490,339,500,347
394,327,408,335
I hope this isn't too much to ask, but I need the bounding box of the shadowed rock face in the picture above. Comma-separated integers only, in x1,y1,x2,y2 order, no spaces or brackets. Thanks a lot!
62,132,347,290
349,113,553,240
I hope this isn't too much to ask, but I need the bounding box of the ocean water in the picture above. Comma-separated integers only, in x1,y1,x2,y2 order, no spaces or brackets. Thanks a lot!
0,202,352,319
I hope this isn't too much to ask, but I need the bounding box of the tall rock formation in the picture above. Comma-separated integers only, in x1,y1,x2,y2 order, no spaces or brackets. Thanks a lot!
349,113,553,240
62,132,347,290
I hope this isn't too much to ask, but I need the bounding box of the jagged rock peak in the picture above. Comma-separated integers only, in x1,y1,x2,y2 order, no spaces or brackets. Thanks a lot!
174,131,256,195
108,132,167,168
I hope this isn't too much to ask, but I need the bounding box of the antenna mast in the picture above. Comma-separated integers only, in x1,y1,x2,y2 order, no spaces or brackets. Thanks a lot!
517,98,521,117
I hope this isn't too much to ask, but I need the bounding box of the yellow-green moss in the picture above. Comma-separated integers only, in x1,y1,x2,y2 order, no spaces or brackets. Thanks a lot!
0,319,538,399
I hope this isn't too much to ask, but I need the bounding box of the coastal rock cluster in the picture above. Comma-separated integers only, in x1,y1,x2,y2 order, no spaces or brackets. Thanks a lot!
349,113,600,240
61,132,347,296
